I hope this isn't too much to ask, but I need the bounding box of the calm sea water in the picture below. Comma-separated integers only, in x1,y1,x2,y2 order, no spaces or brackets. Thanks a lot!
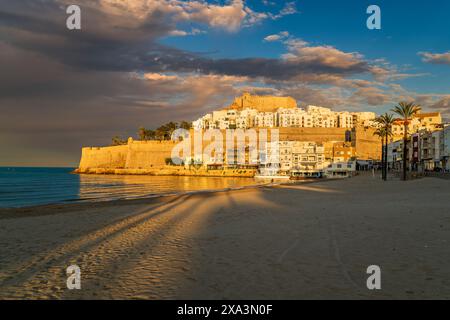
0,167,260,208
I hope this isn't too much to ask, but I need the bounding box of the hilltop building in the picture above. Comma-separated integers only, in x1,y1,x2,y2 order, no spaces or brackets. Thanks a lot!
76,93,398,178
193,93,376,130
229,92,297,112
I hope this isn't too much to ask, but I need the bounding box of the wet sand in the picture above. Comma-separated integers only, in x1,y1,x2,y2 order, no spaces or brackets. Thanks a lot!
1,174,450,299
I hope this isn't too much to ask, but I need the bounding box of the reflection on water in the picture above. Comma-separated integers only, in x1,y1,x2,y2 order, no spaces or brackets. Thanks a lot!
0,167,260,208
78,174,259,202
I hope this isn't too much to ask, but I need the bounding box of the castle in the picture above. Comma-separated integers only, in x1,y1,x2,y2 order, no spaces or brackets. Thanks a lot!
193,93,377,130
76,93,442,178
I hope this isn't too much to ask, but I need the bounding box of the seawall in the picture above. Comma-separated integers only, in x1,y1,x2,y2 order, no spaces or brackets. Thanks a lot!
76,140,176,172
75,139,256,177
75,127,380,176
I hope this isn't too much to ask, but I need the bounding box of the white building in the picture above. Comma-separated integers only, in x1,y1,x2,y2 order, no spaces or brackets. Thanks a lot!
257,140,327,176
290,142,326,174
420,130,441,170
305,105,336,128
352,112,377,127
236,108,258,129
278,108,314,128
192,103,378,130
337,112,354,128
387,124,450,172
441,125,450,171
387,140,404,170
255,112,276,128
325,161,356,178
279,141,293,172
306,105,332,114
192,113,212,130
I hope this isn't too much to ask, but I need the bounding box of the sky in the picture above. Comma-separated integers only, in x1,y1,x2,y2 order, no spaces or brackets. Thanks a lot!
1,0,449,166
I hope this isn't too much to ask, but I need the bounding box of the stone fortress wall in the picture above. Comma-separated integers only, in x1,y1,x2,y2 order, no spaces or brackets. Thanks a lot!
228,92,297,112
352,126,382,161
78,144,129,170
76,127,381,175
77,140,176,173
278,127,348,143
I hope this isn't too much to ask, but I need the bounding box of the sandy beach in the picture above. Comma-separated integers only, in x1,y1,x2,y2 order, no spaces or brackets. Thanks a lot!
1,174,450,299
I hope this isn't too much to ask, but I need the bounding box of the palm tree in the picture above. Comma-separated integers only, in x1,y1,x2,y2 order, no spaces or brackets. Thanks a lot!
374,127,387,179
392,102,421,180
375,113,394,180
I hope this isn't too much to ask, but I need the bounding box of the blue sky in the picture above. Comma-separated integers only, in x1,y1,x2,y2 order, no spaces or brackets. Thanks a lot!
162,0,450,94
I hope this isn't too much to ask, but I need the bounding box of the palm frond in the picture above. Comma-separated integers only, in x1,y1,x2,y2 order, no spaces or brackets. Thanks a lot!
392,101,421,120
373,127,387,138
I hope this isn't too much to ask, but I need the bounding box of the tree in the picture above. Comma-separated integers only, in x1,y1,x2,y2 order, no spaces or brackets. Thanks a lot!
137,121,190,142
138,127,156,141
145,129,155,140
179,121,192,130
155,125,165,140
138,127,147,141
111,136,127,146
391,102,421,180
374,113,394,181
165,121,178,138
155,122,179,140
165,157,183,166
373,127,386,179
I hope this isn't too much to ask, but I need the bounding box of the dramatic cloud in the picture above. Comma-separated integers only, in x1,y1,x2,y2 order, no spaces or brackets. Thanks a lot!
282,39,370,74
0,0,442,166
430,96,450,120
415,94,450,120
83,0,296,32
349,87,391,106
419,51,450,65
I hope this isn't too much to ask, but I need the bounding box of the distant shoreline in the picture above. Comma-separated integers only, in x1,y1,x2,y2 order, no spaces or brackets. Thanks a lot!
0,166,76,169
72,167,257,178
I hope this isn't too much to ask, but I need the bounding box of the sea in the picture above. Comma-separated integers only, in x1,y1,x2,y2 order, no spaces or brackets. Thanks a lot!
0,167,260,208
